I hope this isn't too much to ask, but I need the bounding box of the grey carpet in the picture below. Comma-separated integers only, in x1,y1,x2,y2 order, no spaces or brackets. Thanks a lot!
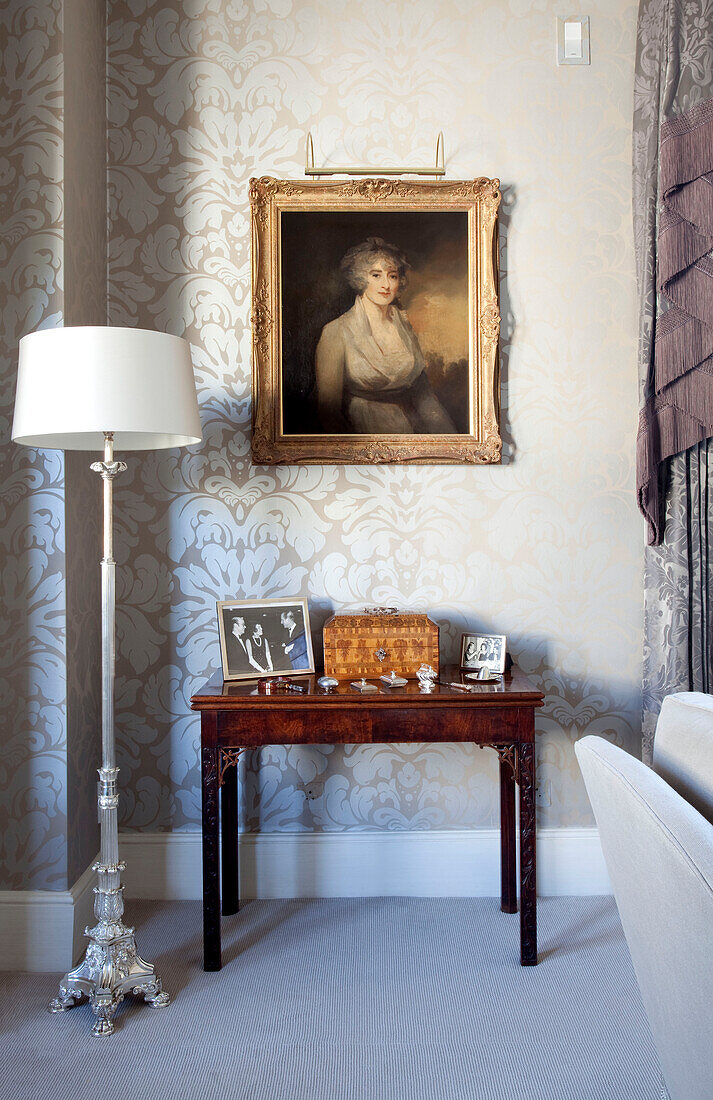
1,898,660,1100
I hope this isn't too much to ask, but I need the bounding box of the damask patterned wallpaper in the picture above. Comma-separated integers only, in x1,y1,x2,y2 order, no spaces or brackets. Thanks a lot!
63,0,106,886
1,0,68,890
106,0,644,836
0,0,105,891
0,0,644,892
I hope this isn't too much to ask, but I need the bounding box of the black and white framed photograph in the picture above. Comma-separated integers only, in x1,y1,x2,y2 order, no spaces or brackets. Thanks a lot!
460,632,507,674
217,597,314,681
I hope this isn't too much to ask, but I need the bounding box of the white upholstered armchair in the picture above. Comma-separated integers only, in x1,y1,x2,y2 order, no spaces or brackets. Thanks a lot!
575,694,713,1100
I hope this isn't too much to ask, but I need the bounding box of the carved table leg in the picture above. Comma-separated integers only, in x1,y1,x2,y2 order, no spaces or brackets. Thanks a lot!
201,713,221,971
498,748,517,914
221,753,239,916
518,741,538,965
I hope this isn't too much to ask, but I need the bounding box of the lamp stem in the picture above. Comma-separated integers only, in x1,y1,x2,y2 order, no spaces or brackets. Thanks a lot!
101,431,116,774
49,432,169,1036
98,432,120,905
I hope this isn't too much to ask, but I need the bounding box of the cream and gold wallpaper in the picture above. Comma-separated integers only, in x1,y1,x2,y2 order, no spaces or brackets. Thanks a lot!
0,0,105,891
106,0,643,836
0,0,644,892
63,0,106,886
1,0,68,889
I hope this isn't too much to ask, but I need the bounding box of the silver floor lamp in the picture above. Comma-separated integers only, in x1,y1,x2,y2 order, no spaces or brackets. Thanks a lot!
12,326,202,1036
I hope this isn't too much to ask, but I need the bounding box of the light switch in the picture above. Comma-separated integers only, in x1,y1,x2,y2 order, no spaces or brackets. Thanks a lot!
564,21,581,57
557,16,590,65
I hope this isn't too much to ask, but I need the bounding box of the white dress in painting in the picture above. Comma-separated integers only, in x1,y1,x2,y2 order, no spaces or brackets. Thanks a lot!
315,295,456,435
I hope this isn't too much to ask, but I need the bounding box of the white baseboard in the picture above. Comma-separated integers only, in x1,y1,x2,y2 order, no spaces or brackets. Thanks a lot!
0,829,610,971
119,827,611,901
0,858,96,974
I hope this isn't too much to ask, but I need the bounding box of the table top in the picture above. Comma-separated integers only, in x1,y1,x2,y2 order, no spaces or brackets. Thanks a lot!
190,666,544,711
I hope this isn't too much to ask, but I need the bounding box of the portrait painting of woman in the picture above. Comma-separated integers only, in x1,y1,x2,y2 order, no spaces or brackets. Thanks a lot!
315,238,456,436
250,177,502,465
278,208,474,440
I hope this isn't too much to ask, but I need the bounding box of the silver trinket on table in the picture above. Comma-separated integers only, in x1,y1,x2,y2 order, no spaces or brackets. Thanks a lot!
350,677,378,693
380,670,408,687
464,668,503,683
417,664,437,692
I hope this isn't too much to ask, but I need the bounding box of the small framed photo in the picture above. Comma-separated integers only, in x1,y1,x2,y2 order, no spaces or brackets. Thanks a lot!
217,597,315,682
460,632,507,674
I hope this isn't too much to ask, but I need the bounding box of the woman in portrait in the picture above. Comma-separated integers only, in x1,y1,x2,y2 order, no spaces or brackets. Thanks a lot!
315,238,456,435
246,622,273,674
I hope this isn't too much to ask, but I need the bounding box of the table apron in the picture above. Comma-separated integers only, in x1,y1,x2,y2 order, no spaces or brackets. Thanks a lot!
215,705,532,745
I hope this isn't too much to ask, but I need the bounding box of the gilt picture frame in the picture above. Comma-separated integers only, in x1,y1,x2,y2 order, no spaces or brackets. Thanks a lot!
250,176,501,465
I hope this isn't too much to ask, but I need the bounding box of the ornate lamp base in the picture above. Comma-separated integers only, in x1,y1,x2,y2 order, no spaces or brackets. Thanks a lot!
49,919,169,1037
48,443,170,1037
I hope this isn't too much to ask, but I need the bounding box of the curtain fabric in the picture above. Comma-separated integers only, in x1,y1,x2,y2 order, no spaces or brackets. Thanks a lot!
634,0,713,759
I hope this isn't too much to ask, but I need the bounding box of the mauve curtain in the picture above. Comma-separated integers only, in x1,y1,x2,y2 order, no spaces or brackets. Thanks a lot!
634,0,713,758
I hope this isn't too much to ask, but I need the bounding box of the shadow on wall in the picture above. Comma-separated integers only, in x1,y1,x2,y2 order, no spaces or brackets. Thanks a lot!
249,624,641,833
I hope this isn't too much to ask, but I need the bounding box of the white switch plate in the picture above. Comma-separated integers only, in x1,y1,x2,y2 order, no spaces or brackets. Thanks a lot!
557,15,590,65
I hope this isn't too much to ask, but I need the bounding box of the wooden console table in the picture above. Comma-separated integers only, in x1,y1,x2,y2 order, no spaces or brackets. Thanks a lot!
190,667,544,970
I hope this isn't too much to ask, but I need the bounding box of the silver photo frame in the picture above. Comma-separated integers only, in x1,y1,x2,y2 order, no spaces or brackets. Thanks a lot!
217,597,315,682
460,632,507,674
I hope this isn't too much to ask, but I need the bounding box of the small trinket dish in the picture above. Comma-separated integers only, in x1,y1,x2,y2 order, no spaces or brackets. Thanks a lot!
464,669,502,684
318,675,339,692
380,670,408,687
350,677,378,693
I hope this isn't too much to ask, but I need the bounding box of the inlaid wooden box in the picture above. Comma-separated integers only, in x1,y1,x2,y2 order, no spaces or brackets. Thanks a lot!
323,612,439,679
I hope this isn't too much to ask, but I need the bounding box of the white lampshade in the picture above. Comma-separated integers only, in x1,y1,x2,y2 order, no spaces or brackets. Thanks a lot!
12,326,202,450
